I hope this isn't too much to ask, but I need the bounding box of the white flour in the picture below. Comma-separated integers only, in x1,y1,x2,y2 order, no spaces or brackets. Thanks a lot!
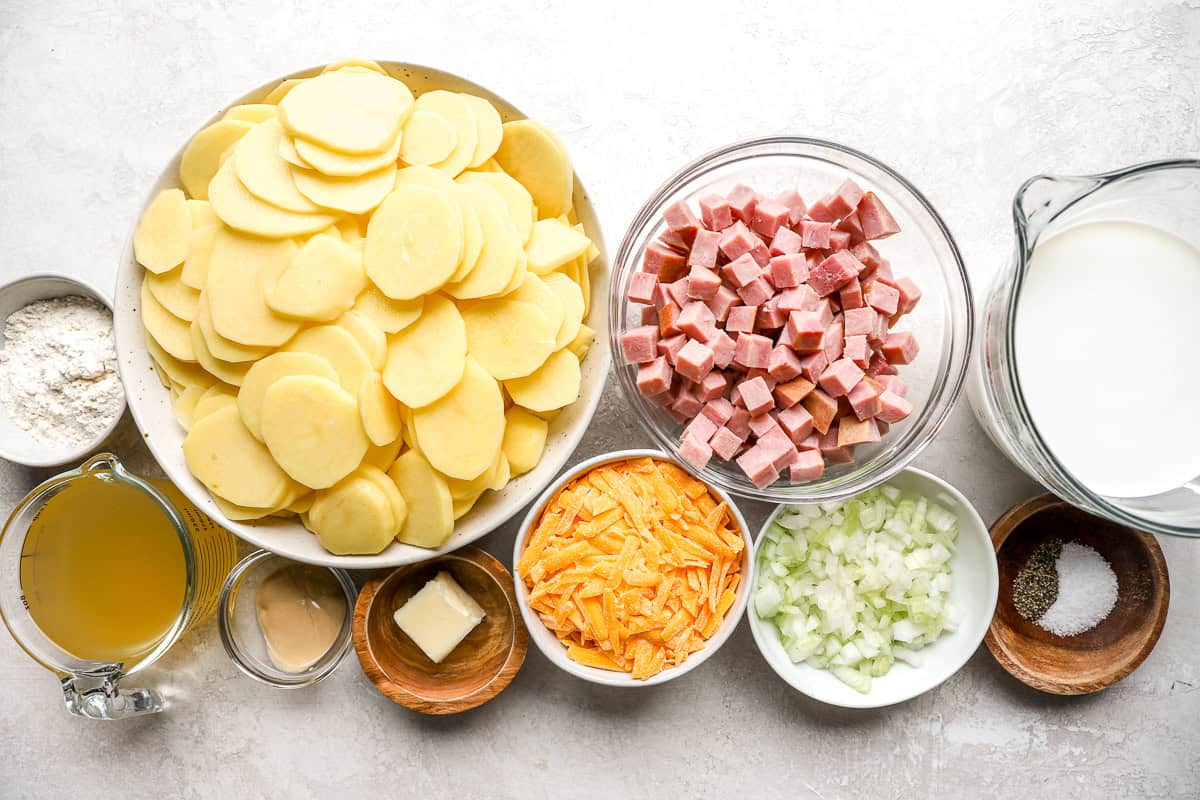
0,296,124,446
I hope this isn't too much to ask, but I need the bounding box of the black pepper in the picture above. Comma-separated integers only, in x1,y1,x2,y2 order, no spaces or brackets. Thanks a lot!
1012,538,1062,623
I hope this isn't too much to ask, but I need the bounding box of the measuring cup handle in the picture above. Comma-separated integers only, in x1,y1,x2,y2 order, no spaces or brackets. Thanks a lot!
60,672,165,720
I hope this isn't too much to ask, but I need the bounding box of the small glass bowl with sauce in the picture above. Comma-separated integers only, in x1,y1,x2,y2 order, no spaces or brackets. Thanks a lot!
217,550,357,688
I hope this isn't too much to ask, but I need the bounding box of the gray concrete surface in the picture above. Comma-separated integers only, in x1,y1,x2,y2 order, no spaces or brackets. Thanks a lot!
0,1,1197,798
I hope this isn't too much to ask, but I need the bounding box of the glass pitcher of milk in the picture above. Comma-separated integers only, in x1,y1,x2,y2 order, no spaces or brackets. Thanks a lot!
969,159,1200,537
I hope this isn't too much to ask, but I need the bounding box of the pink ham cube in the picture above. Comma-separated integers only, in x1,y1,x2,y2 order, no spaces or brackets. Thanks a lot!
646,389,673,408
683,413,719,444
786,311,826,352
678,434,713,469
736,444,779,488
877,390,914,423
776,189,807,225
877,375,907,397
709,330,737,369
697,370,728,402
823,318,845,363
788,450,825,482
856,192,900,240
620,325,659,364
768,345,803,382
644,241,687,281
843,334,870,368
698,194,734,231
895,277,922,315
827,179,865,219
796,431,820,450
675,339,715,382
709,426,743,461
770,254,808,288
799,219,832,249
819,358,865,397
734,333,773,369
839,278,864,310
657,333,686,365
704,284,739,322
806,195,839,223
718,221,760,262
659,230,689,251
727,185,759,224
797,350,829,384
778,284,819,312
866,352,898,377
665,278,691,308
850,241,882,271
777,403,815,442
769,226,803,256
726,407,752,439
756,297,789,330
756,426,799,471
701,396,735,424
627,271,658,305
737,277,774,307
774,376,815,408
843,306,877,337
725,305,758,333
662,200,700,244
869,311,890,344
809,251,865,296
748,412,779,438
677,301,717,341
837,415,881,447
837,211,865,244
640,306,658,326
671,383,704,417
738,376,775,416
827,230,852,251
636,357,673,396
751,200,790,239
687,267,722,300
722,253,761,288
687,229,722,269
847,379,884,420
882,332,920,365
820,427,855,463
864,280,900,316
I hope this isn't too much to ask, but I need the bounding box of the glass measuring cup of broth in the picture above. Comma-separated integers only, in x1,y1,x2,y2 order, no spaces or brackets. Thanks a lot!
968,159,1200,537
0,453,239,719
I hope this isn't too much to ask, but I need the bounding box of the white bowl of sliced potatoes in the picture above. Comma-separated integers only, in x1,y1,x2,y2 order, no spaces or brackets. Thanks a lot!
114,59,609,568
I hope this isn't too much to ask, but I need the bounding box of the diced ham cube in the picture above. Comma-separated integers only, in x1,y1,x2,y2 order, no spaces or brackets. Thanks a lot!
786,311,826,352
774,376,815,408
864,280,900,316
769,226,803,256
813,299,835,328
620,325,659,364
697,370,728,402
671,382,704,417
755,297,789,330
895,277,922,315
701,397,735,424
777,284,819,313
809,251,865,296
777,403,815,442
725,305,757,333
837,415,881,447
877,391,914,424
737,277,774,307
751,200,790,239
869,311,890,344
657,333,686,365
775,189,807,226
820,427,855,463
721,253,761,288
636,357,673,396
843,334,870,368
843,306,876,337
677,301,717,341
665,278,691,308
684,413,719,444
768,345,803,382
675,339,715,382
799,219,832,249
748,412,779,438
847,379,884,420
866,352,898,377
718,221,759,261
709,426,743,461
659,230,689,251
738,376,774,416
788,450,825,482
744,368,777,391
823,318,845,363
726,185,759,225
856,192,901,240
806,195,839,222
678,434,713,469
651,283,671,310
827,230,852,251
627,271,657,305
659,304,682,337
797,350,829,384
644,241,687,281
709,330,736,369
839,278,864,310
770,253,808,288
640,306,658,326
726,407,752,439
687,229,722,269
687,267,722,300
663,200,700,244
819,358,865,397
882,332,919,365
733,332,773,369
698,194,734,231
837,211,865,244
796,431,820,450
704,284,739,322
747,236,771,266
759,426,800,471
802,388,838,434
877,375,907,397
850,241,882,272
827,179,865,219
646,389,673,408
666,407,690,425
736,444,779,488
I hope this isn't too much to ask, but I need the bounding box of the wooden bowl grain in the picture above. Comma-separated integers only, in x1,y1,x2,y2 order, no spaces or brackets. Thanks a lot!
353,547,528,714
985,494,1169,695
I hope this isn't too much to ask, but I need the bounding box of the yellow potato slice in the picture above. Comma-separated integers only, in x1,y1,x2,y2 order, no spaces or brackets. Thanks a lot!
294,133,402,178
388,450,454,548
277,133,310,168
444,183,520,300
445,447,510,501
363,437,403,472
211,496,276,522
144,334,215,389
223,103,276,124
365,183,463,299
261,374,369,489
355,464,407,535
457,170,535,245
412,357,504,480
449,186,485,282
400,406,421,455
146,267,200,322
462,299,556,380
291,162,397,215
193,384,237,422
278,69,413,155
321,59,387,76
382,294,466,408
414,91,478,177
399,110,457,166
359,373,402,446
282,324,373,397
504,348,581,413
208,160,335,238
573,248,593,317
266,233,365,321
237,351,338,440
262,78,305,105
194,293,271,363
462,94,503,168
565,323,594,361
493,119,573,219
335,215,367,242
393,163,457,193
141,279,195,362
498,250,529,297
543,271,585,349
134,189,191,273
507,273,564,336
179,119,254,200
233,119,324,213
502,406,549,477
308,474,394,555
352,286,423,334
206,228,301,346
525,218,590,275
452,492,481,520
172,384,206,431
187,199,219,229
337,310,386,370
181,224,219,290
183,405,293,508
189,323,252,386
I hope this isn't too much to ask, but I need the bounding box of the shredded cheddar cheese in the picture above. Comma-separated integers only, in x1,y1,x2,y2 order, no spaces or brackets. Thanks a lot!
518,457,744,679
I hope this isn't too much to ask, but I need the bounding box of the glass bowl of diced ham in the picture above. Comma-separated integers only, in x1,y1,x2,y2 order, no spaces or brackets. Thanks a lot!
609,137,973,501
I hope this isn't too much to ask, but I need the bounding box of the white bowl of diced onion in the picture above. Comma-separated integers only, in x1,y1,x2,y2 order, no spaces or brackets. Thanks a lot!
746,467,996,708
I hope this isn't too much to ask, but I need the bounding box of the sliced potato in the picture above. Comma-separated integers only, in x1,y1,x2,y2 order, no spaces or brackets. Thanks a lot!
363,437,403,472
507,273,564,335
493,119,573,219
208,159,335,238
195,293,272,363
365,183,463,299
187,199,219,229
179,119,254,200
525,218,590,275
352,286,423,333
237,351,338,440
565,323,594,360
450,187,484,282
206,227,301,346
504,348,581,413
393,163,458,193
355,464,407,535
452,492,482,520
359,373,403,446
502,406,549,476
172,385,206,431
462,94,502,168
337,310,386,370
183,405,293,508
134,189,191,273
457,170,535,245
443,182,520,300
146,267,200,322
277,133,310,168
189,322,252,386
414,91,477,177
543,271,584,349
445,447,509,501
335,214,368,242
141,279,195,362
412,357,504,480
462,299,556,380
223,103,276,124
266,233,365,321
261,78,305,105
233,119,324,213
308,474,395,555
282,324,373,397
144,334,215,389
278,69,412,155
399,110,457,166
388,450,454,548
381,294,466,407
181,224,219,290
291,162,397,215
193,383,237,422
261,374,369,489
294,133,402,177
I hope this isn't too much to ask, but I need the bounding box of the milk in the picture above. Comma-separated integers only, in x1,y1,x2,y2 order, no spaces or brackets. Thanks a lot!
1015,221,1200,499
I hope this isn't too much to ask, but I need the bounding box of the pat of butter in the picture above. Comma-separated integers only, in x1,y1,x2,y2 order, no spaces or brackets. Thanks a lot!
392,571,485,663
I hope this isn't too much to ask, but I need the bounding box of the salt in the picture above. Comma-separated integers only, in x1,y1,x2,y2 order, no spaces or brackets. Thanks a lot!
1037,542,1118,637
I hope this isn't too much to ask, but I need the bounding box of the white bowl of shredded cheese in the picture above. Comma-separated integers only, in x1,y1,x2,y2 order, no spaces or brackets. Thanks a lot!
0,273,126,467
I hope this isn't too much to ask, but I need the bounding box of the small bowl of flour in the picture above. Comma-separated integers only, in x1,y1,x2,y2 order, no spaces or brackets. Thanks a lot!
0,274,126,467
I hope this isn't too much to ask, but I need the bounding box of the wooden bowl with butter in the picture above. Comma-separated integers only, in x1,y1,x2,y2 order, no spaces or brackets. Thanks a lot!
353,546,527,714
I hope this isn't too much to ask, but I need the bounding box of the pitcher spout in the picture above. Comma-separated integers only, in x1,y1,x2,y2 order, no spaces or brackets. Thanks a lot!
1012,174,1103,252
